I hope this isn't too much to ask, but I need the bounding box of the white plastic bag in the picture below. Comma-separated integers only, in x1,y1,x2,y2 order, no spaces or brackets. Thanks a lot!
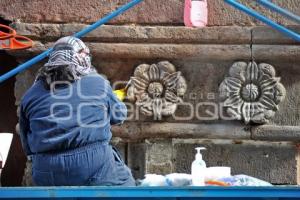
140,173,192,187
165,173,192,186
219,175,272,186
140,174,168,186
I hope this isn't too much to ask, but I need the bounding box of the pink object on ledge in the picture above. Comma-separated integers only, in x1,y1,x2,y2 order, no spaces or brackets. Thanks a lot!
184,0,208,27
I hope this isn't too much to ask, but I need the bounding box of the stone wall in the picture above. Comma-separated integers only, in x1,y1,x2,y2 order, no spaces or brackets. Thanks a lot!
1,0,300,185
11,21,300,185
0,0,299,26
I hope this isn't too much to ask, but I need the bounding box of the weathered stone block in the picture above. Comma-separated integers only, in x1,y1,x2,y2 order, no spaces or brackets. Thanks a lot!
251,125,300,142
101,42,251,61
13,45,300,127
12,23,252,44
145,139,173,175
252,26,300,45
0,0,184,25
13,42,251,61
259,62,300,126
172,139,297,184
1,0,299,26
14,71,34,105
108,60,253,123
112,122,250,140
208,0,300,26
14,64,41,105
146,162,173,176
11,24,299,126
128,143,146,179
253,45,300,62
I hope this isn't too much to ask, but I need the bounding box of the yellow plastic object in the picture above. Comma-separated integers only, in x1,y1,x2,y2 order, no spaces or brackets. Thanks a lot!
113,88,127,101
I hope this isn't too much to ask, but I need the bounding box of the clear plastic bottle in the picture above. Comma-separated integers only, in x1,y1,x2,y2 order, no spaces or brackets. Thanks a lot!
191,147,206,186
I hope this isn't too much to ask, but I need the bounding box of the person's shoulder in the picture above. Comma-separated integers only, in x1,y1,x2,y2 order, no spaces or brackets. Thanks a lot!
20,81,45,108
81,72,110,85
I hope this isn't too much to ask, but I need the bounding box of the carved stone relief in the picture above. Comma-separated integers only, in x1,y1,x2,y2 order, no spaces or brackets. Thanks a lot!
127,61,187,120
219,61,286,124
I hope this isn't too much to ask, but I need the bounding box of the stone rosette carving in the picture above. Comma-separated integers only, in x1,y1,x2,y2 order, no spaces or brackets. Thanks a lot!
219,61,286,124
127,61,187,120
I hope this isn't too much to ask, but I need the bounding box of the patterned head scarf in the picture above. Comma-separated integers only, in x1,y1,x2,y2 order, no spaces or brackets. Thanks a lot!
36,36,96,88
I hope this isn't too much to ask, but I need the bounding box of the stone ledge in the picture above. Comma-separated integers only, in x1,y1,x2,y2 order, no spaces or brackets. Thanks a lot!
252,26,300,45
251,125,300,142
12,42,300,62
12,23,251,44
112,122,250,141
113,122,300,142
253,45,300,62
12,23,300,45
10,42,251,61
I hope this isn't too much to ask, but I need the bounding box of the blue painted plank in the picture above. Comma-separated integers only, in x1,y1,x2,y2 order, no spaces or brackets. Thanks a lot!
0,187,299,199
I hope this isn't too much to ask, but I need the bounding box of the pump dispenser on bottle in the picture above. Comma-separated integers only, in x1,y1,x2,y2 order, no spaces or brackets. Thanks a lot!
191,147,206,186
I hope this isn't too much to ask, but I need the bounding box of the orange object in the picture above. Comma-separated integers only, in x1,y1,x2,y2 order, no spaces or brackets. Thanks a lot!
0,24,33,50
0,24,16,40
205,180,230,186
1,35,33,50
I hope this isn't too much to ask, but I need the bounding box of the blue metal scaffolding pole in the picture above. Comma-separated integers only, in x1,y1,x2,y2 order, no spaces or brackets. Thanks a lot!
224,0,300,42
257,0,300,24
0,0,143,83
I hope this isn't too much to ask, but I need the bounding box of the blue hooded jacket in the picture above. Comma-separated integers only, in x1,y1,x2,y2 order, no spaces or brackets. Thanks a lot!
19,73,127,155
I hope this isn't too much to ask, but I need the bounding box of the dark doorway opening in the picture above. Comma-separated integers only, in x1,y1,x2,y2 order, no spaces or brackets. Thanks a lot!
0,17,26,186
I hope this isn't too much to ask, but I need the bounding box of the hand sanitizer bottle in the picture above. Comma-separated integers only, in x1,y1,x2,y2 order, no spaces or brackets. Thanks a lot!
191,147,206,186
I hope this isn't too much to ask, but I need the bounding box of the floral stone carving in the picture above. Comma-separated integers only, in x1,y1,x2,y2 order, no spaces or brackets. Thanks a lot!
127,61,187,120
219,61,286,124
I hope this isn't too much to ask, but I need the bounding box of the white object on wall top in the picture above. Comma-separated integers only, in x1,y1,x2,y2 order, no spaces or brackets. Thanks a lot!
0,133,13,168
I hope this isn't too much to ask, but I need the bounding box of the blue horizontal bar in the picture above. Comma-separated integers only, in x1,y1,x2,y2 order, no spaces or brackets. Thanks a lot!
224,0,300,42
0,187,299,199
0,0,143,84
257,0,300,24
